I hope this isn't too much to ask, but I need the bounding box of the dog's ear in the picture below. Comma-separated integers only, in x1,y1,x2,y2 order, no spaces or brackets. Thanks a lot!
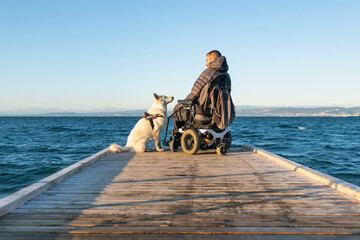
153,93,160,100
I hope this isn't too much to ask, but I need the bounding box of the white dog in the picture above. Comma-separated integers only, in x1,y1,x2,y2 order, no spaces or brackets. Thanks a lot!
110,93,174,153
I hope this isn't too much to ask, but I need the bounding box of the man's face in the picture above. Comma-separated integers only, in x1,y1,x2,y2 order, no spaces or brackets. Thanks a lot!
206,55,215,68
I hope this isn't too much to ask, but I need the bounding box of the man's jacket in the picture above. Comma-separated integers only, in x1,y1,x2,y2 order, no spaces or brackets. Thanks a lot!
185,56,231,101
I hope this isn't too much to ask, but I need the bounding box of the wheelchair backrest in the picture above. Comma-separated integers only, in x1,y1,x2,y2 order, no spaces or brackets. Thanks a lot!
199,74,235,129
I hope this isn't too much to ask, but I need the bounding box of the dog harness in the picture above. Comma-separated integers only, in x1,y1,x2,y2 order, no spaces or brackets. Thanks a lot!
143,112,165,130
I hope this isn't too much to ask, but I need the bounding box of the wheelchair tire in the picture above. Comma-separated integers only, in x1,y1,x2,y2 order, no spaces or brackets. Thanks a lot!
181,128,200,155
216,144,228,156
170,138,179,152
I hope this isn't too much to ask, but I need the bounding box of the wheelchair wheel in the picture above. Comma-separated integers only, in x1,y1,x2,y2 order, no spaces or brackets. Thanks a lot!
181,128,200,155
170,138,179,152
216,144,228,156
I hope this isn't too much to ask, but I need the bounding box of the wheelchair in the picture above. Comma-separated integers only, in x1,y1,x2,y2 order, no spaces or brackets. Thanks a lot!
163,99,232,156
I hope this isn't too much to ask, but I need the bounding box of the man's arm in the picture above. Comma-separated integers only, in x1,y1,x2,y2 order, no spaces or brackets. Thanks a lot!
185,68,214,101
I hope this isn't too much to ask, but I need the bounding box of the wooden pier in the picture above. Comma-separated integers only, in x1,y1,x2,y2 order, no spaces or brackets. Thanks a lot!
1,146,360,239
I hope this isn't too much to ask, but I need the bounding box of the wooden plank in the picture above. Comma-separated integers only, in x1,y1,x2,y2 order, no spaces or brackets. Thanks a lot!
23,198,359,206
1,225,360,235
10,208,360,216
3,213,360,223
2,233,358,240
2,218,360,228
17,203,359,212
0,147,111,218
244,145,360,201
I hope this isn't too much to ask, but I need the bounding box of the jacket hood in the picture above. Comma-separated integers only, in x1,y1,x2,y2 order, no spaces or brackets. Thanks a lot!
209,56,228,72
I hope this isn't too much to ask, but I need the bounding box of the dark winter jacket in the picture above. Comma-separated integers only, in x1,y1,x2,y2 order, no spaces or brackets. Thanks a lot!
185,56,231,101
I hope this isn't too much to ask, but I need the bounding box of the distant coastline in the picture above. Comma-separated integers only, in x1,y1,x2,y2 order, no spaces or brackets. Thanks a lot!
235,107,360,117
1,106,360,117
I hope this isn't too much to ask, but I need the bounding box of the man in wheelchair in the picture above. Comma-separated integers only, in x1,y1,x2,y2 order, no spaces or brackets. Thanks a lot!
164,50,234,156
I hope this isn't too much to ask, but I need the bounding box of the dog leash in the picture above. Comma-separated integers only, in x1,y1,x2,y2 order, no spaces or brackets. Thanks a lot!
143,112,165,130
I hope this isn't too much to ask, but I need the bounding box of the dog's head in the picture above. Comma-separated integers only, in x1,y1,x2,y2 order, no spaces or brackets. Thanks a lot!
153,93,174,106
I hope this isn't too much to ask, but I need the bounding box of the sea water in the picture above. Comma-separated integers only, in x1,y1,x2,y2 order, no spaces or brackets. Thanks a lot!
0,116,359,199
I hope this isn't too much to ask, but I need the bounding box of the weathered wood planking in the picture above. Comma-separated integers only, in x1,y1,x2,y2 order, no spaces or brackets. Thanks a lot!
0,147,111,218
0,147,360,239
244,144,360,201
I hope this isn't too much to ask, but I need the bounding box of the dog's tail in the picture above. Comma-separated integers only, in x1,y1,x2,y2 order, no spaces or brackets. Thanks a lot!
109,144,127,153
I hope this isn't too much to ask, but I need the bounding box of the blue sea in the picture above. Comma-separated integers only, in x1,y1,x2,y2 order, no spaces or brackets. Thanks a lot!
0,117,359,199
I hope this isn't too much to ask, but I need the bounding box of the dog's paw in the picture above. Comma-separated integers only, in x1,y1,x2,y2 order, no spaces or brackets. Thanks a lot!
157,148,165,152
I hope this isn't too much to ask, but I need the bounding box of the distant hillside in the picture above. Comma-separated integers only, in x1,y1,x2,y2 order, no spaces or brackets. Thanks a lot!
236,107,360,117
0,109,146,117
41,110,146,117
1,107,360,117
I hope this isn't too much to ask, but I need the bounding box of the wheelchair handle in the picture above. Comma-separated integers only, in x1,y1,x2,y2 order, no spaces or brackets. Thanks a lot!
177,100,193,105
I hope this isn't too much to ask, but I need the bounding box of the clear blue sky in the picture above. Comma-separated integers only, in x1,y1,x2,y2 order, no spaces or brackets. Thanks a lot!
1,0,359,112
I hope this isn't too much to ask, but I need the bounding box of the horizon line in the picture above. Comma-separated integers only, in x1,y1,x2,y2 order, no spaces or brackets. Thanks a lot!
1,104,360,113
